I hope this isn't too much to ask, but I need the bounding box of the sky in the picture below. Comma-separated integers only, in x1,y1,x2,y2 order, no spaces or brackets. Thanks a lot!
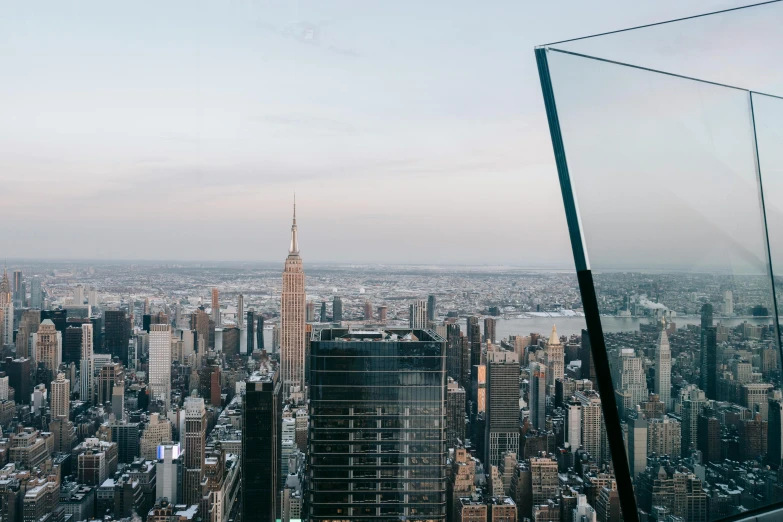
0,0,771,266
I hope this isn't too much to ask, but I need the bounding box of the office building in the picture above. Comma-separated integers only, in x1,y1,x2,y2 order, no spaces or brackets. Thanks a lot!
700,304,717,400
11,270,21,305
80,323,94,403
320,300,327,322
73,284,84,305
156,443,183,506
97,362,123,405
654,322,672,412
447,378,466,448
243,369,281,522
530,456,559,510
63,325,84,367
6,357,31,404
149,324,172,410
332,296,342,322
682,387,708,453
377,305,387,322
51,372,70,419
183,395,206,507
484,317,497,344
111,421,141,463
258,315,265,350
409,299,427,329
446,323,462,383
427,294,437,321
30,276,42,309
724,290,734,315
769,396,783,467
485,350,520,468
648,416,681,458
0,269,12,348
88,288,98,307
530,362,547,430
543,324,563,386
627,416,648,479
309,328,446,520
140,413,173,460
36,319,61,377
281,201,306,400
467,316,481,369
246,310,256,352
576,390,606,466
237,294,244,328
697,413,721,464
566,399,582,452
211,288,220,326
16,310,40,359
363,300,373,320
613,349,648,418
305,301,315,322
105,310,131,366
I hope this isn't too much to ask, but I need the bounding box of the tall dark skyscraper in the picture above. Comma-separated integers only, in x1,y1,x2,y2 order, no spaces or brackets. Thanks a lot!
427,294,436,322
320,300,327,322
257,315,264,350
700,304,717,399
246,310,256,352
41,309,67,333
485,351,520,467
332,296,343,322
484,317,497,344
446,323,462,382
63,326,84,366
5,357,30,404
104,310,131,364
243,369,281,522
467,316,481,368
769,397,783,468
12,270,22,307
446,377,466,448
309,328,447,520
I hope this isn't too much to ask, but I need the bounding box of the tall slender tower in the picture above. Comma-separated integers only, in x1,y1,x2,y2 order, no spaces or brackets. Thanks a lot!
0,268,13,347
211,288,220,326
237,294,244,329
281,198,306,400
80,323,94,403
149,324,172,411
543,324,564,386
654,320,672,411
183,395,206,506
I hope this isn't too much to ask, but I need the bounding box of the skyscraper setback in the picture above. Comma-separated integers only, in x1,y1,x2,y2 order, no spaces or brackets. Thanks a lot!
281,200,306,400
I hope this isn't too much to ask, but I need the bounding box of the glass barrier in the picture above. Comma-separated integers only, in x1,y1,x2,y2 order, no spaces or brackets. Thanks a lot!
538,4,783,521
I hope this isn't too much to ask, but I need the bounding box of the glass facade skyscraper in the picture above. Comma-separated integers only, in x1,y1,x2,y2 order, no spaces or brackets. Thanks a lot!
243,369,281,522
308,328,447,520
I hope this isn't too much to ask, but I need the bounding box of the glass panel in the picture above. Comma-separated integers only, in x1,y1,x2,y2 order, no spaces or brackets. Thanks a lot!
753,92,783,351
546,49,781,520
549,2,783,95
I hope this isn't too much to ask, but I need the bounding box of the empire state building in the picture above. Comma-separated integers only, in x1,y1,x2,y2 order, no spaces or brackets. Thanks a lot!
281,200,306,400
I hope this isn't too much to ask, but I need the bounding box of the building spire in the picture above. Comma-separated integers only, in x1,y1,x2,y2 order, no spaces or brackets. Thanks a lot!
289,194,299,255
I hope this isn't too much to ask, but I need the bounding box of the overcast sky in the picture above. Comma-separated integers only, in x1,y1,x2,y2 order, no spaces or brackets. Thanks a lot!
0,0,768,266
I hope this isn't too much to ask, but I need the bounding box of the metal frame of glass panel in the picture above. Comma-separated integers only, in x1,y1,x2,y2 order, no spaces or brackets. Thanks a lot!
536,3,783,521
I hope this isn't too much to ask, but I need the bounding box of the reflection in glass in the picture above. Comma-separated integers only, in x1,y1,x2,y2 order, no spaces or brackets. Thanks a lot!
539,13,783,518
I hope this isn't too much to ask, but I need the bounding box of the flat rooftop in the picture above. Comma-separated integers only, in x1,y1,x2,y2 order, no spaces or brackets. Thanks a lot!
313,328,444,343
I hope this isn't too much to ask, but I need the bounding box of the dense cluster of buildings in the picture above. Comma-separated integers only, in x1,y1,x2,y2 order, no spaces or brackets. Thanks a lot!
0,207,780,522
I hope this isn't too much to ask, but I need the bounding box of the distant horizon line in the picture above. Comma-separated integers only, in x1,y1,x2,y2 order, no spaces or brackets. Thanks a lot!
0,257,576,270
